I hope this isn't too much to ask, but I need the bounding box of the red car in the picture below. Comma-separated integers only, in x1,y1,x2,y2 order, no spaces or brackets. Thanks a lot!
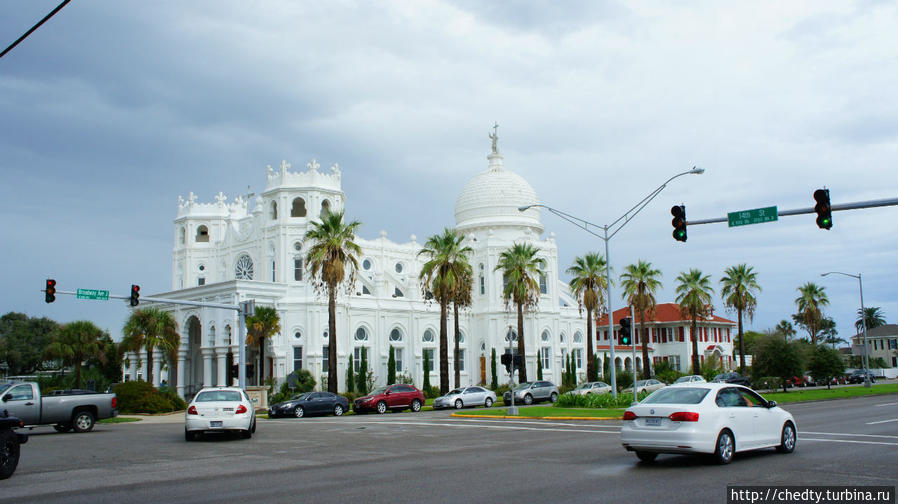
353,384,425,414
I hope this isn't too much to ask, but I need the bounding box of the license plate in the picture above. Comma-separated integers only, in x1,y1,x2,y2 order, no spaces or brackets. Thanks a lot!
210,420,223,428
645,417,662,426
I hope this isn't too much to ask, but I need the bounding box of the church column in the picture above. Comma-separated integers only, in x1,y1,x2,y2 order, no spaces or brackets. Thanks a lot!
215,346,227,386
152,349,163,387
176,350,187,399
127,352,138,381
202,348,214,387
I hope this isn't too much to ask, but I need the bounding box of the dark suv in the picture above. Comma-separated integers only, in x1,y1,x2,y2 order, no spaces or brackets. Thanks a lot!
711,372,752,387
846,370,876,384
353,384,425,414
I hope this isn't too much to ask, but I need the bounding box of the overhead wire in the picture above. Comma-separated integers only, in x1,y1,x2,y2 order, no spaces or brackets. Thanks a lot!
0,0,72,60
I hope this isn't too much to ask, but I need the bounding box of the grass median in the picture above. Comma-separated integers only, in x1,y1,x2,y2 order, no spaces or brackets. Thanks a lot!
759,383,898,403
99,417,142,424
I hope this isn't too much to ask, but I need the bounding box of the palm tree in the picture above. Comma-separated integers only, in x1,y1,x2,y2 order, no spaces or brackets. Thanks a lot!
775,320,796,342
856,307,886,334
675,269,715,374
495,243,545,384
566,252,609,382
305,210,362,393
619,260,663,379
45,321,106,389
795,282,829,345
419,228,473,393
246,306,281,385
121,307,180,386
452,265,473,388
720,264,761,374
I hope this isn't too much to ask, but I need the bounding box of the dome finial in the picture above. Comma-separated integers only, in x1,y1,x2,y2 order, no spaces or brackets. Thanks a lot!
489,122,499,154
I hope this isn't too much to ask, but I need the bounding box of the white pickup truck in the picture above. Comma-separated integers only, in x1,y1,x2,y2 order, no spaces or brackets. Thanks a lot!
0,382,117,433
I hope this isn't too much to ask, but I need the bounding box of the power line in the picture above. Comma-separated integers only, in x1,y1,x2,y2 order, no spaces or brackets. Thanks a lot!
0,0,72,60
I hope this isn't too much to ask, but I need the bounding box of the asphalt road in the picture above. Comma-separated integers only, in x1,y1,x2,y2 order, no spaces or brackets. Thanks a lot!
6,395,897,504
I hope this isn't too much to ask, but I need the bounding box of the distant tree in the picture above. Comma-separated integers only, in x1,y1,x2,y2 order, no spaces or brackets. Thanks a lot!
602,352,609,379
490,348,498,390
775,320,797,341
496,243,545,384
567,252,610,382
752,335,803,393
357,347,368,395
736,330,765,358
856,307,886,333
45,321,106,389
620,260,663,379
720,264,761,375
88,332,123,385
246,306,281,385
387,346,396,385
346,354,355,394
818,317,845,348
794,282,829,345
675,268,715,375
423,351,432,392
809,345,845,390
537,354,543,380
570,350,578,384
593,354,600,381
0,312,59,375
121,307,179,387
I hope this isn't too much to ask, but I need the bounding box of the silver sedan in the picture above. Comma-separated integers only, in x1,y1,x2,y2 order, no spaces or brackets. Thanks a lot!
433,386,497,410
571,381,612,395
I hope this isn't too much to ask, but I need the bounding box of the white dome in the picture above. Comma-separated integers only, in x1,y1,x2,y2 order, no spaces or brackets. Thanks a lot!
454,152,543,234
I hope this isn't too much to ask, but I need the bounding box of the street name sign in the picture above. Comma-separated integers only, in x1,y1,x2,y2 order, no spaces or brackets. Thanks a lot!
728,206,778,227
76,288,109,300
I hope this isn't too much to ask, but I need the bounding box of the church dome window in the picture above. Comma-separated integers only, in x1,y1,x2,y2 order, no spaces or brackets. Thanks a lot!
362,259,372,271
573,331,583,344
389,329,403,342
354,327,369,341
179,227,186,244
321,199,331,216
291,198,307,217
394,262,403,274
235,254,254,280
423,329,435,343
393,288,404,298
293,242,302,251
270,201,278,220
196,225,210,243
541,330,550,342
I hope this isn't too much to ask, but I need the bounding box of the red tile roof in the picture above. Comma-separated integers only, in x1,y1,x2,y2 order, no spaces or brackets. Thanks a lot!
595,345,653,352
595,303,735,325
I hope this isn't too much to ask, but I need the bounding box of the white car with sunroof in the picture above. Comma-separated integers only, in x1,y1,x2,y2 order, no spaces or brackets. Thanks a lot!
621,383,796,464
185,387,256,441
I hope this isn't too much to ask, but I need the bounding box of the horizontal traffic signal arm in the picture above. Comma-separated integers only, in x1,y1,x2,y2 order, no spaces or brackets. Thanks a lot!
683,196,898,227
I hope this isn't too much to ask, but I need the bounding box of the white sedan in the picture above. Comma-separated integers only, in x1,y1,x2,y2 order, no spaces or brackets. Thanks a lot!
622,379,666,395
185,387,256,441
571,381,613,395
621,383,796,464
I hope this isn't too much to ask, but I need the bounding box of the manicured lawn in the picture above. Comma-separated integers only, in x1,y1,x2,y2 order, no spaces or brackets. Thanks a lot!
99,417,142,424
760,383,898,404
455,406,625,418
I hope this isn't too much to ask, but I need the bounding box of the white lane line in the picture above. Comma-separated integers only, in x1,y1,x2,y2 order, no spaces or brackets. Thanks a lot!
865,418,898,425
874,402,898,407
802,431,898,440
448,418,622,428
290,419,621,434
800,437,898,446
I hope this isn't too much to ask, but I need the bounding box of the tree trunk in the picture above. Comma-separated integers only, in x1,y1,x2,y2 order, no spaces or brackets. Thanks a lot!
259,336,266,386
328,287,338,393
74,360,82,390
639,312,651,379
517,302,527,383
586,307,595,382
439,299,449,394
147,345,155,386
738,310,745,375
691,317,700,374
453,303,460,389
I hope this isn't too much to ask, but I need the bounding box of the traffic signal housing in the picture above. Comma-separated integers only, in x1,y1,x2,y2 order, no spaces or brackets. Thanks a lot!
814,189,832,230
619,317,632,345
45,279,56,303
130,284,140,306
501,352,512,373
671,205,687,242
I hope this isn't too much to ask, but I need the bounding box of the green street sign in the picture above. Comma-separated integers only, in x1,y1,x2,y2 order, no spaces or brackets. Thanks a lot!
728,206,778,227
76,288,109,301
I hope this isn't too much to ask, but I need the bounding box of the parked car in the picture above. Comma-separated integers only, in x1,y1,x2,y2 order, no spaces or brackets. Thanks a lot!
185,387,256,441
268,391,350,418
571,381,612,395
846,370,877,384
673,375,706,384
353,384,425,414
622,379,667,395
433,386,497,410
711,372,752,387
503,381,559,405
0,410,28,479
0,382,117,433
786,374,817,388
621,383,797,464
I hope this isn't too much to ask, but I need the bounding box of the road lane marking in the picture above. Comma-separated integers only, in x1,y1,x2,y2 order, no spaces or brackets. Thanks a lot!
874,402,898,407
802,431,898,439
448,418,622,428
288,419,621,434
865,418,898,425
800,437,898,446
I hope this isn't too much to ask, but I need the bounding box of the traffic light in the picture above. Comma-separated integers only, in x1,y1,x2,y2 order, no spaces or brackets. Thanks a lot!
45,279,56,303
814,189,832,230
619,317,632,345
130,284,140,306
501,353,512,373
671,205,687,242
513,355,523,370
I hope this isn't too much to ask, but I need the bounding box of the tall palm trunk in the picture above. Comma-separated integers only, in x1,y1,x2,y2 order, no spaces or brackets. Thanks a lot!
639,311,650,378
737,309,745,374
74,360,83,389
516,302,527,383
259,336,266,385
691,317,700,373
147,344,155,385
586,307,595,381
453,302,460,388
328,286,338,393
439,300,449,394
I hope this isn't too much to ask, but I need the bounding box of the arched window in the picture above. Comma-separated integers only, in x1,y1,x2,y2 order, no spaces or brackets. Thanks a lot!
235,254,254,280
293,330,302,340
291,198,307,217
560,332,566,344
479,263,485,295
541,330,550,343
394,262,403,274
393,288,404,298
389,328,403,342
270,201,278,220
573,331,583,344
456,331,465,344
354,327,368,341
196,225,209,243
179,227,186,244
321,199,331,216
363,259,372,270
423,329,435,343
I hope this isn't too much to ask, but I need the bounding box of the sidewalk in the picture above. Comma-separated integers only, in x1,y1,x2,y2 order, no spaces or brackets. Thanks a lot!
117,412,185,424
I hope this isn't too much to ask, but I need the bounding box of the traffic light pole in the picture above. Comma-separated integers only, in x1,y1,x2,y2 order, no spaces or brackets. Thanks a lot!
507,329,518,416
686,197,898,226
631,305,638,404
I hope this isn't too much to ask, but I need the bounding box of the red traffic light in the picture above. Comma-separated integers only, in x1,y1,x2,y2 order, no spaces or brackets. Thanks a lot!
45,279,56,303
130,284,140,306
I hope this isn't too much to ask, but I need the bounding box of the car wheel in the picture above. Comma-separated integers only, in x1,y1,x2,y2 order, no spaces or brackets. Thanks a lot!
53,423,72,433
523,394,533,405
636,451,658,463
251,419,256,433
72,410,96,433
777,422,796,454
0,429,21,480
455,399,463,409
411,399,422,412
241,428,252,439
184,429,196,442
485,398,493,408
294,406,305,418
713,429,735,465
549,392,558,403
334,404,344,416
376,401,388,414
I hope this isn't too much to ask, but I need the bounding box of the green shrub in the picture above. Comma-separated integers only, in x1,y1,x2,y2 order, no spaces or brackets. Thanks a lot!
269,370,317,404
394,373,415,385
653,360,682,385
423,385,440,399
555,390,649,408
495,384,510,400
615,371,633,392
113,380,184,414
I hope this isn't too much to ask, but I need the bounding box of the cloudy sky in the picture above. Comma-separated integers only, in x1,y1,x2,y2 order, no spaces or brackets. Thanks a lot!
2,1,896,344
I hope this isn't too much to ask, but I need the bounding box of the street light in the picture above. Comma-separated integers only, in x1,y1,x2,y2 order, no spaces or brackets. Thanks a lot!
821,271,871,388
519,166,704,397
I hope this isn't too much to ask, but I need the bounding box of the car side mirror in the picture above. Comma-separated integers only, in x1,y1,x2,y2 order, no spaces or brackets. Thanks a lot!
384,390,391,395
767,400,777,408
2,394,10,403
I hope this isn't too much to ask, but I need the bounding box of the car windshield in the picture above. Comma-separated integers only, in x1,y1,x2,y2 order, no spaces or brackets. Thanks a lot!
290,393,312,401
635,380,648,386
674,376,693,384
574,383,590,390
195,390,242,402
0,383,12,395
642,387,710,404
369,387,388,395
514,382,533,390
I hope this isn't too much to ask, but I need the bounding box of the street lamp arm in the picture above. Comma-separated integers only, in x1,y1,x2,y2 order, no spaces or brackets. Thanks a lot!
604,167,704,240
519,204,606,240
821,271,859,279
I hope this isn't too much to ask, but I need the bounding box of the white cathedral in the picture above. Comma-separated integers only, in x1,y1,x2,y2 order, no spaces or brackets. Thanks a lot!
122,134,736,399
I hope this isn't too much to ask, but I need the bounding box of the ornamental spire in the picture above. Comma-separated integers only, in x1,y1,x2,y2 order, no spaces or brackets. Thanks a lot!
489,121,499,154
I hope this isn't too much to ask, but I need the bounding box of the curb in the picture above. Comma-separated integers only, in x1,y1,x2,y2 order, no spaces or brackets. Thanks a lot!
450,413,622,420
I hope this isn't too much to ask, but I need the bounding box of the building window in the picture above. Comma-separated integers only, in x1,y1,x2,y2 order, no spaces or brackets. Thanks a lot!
480,275,485,295
574,348,582,369
294,330,302,340
541,330,550,343
560,333,565,344
270,201,278,220
271,260,276,282
293,347,303,371
197,277,205,286
505,328,518,342
424,348,434,372
395,348,403,372
456,331,465,344
541,347,550,370
389,329,402,342
573,332,583,344
322,345,329,371
321,199,331,216
235,254,254,280
354,327,368,342
539,271,547,294
196,225,209,242
423,329,435,343
179,227,186,244
362,285,371,295
457,348,465,372
291,198,307,217
393,288,404,298
363,258,372,270
395,262,403,274
294,258,303,281
354,347,367,372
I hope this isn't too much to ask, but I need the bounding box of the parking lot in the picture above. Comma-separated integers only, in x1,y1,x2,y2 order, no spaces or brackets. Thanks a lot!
6,395,898,503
